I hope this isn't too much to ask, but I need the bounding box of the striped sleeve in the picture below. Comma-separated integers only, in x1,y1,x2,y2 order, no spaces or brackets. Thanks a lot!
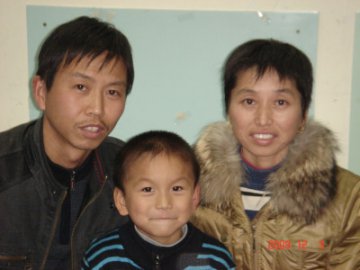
178,227,236,270
81,230,143,270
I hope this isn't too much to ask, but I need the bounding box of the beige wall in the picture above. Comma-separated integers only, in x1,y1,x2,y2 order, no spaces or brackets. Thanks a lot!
1,0,359,168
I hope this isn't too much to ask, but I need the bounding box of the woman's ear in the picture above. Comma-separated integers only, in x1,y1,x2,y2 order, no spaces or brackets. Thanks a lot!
113,187,129,216
32,76,47,111
299,111,308,132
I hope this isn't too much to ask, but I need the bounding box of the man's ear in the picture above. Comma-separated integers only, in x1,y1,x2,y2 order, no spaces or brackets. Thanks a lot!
32,76,47,111
191,184,201,211
113,187,129,216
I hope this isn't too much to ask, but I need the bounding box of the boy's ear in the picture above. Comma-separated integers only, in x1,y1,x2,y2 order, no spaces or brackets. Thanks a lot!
113,187,129,216
191,184,201,210
32,76,47,111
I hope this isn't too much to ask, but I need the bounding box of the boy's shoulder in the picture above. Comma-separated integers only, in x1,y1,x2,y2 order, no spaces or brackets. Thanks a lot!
85,221,132,252
188,222,228,248
187,222,235,267
84,228,124,255
82,222,147,270
160,223,236,269
82,226,128,269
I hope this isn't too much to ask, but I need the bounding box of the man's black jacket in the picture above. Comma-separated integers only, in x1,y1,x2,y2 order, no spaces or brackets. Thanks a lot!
0,119,126,270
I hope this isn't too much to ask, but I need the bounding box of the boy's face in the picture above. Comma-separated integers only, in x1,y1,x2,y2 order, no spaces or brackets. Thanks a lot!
32,52,127,168
114,153,200,245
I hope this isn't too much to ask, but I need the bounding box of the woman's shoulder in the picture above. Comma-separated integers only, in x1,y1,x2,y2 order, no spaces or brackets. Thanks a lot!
335,166,360,196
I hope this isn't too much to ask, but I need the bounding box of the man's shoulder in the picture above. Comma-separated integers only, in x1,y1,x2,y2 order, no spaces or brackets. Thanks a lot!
96,136,124,169
0,121,35,155
99,136,124,153
0,121,37,191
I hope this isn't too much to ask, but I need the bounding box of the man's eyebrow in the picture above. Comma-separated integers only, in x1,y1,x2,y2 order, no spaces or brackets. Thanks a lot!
70,72,127,87
71,72,94,81
107,81,127,87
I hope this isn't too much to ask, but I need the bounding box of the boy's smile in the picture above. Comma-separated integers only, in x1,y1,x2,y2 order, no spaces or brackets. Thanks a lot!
114,153,200,245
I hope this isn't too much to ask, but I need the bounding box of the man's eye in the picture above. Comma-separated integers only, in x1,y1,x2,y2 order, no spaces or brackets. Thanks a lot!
76,84,85,90
108,89,119,96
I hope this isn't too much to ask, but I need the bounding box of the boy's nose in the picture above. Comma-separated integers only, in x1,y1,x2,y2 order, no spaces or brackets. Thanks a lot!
156,193,172,209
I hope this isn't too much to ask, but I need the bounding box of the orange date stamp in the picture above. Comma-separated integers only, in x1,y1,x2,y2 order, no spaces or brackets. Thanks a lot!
267,239,326,250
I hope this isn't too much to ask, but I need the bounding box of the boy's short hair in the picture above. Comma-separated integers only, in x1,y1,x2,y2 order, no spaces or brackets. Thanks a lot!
36,16,134,94
223,39,313,116
114,131,200,192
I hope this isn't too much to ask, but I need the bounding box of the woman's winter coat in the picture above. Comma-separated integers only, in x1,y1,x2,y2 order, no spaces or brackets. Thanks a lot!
191,120,360,270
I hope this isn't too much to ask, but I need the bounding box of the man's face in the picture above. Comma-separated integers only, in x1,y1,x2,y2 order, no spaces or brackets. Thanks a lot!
33,52,128,168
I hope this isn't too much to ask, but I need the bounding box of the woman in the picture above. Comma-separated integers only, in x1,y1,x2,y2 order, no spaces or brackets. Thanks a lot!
191,39,360,270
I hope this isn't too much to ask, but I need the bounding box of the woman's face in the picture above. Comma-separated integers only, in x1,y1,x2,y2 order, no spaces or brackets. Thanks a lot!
228,68,306,168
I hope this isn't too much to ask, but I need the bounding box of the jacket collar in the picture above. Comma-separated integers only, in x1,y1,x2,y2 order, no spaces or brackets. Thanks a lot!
23,118,107,192
195,119,338,224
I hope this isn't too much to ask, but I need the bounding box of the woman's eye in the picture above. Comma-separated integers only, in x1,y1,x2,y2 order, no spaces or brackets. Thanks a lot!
242,98,254,105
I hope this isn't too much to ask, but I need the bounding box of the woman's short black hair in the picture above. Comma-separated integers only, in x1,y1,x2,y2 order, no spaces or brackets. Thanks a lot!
223,39,313,116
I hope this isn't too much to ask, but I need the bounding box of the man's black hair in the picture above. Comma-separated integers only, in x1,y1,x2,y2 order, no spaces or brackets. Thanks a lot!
36,16,134,94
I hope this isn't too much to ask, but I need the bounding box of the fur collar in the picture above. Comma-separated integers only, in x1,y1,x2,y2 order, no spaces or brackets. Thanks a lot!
194,120,338,224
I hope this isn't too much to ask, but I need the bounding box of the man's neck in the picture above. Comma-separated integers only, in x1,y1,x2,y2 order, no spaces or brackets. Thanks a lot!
47,151,91,169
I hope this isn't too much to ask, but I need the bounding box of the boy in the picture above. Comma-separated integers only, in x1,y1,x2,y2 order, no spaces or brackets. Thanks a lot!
81,131,236,269
0,16,134,269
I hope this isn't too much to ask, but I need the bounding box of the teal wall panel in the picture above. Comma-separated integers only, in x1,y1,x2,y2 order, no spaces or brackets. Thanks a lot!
27,6,318,144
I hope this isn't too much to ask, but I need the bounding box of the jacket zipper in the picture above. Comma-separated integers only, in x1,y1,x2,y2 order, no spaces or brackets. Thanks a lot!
39,190,67,270
70,175,107,269
70,171,75,190
153,254,161,270
251,206,270,270
252,223,258,269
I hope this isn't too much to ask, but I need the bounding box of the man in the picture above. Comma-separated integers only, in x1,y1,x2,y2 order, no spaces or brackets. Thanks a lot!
0,16,134,270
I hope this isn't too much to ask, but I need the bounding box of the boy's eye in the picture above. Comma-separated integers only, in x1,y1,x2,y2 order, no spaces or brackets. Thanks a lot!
172,186,184,192
276,99,287,106
141,187,153,193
